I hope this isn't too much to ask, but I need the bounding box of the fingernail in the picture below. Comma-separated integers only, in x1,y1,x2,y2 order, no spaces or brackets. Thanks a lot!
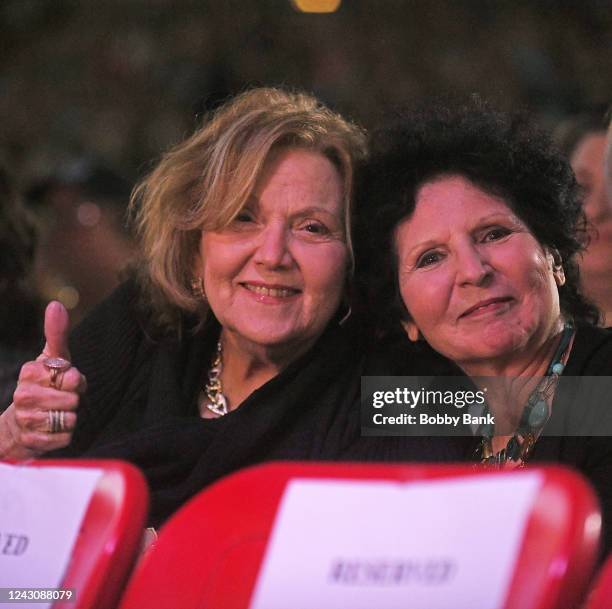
48,301,63,313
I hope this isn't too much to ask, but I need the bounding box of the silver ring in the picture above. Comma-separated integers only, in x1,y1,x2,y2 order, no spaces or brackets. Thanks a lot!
42,357,71,390
48,410,66,434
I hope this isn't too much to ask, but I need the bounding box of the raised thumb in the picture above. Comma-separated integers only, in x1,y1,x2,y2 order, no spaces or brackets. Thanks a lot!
42,301,71,360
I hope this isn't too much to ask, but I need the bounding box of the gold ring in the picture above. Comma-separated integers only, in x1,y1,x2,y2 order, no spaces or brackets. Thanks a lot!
42,357,71,390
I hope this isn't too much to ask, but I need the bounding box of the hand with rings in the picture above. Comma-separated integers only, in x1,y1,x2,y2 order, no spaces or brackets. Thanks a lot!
0,301,86,459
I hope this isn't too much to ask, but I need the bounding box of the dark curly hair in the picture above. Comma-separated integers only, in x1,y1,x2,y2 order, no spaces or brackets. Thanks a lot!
355,97,601,341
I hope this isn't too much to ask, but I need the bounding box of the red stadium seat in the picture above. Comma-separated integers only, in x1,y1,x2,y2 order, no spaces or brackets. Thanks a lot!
0,459,148,609
584,553,612,609
118,462,599,609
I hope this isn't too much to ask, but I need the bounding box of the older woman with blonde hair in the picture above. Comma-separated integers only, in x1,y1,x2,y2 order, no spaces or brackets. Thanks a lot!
1,87,367,526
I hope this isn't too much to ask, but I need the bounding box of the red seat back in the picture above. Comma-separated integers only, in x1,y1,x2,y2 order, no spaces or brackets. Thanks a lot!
118,462,599,609
584,554,612,609
2,459,148,609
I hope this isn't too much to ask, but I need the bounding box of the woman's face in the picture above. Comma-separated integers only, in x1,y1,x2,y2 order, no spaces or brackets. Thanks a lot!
571,132,610,224
607,125,612,200
570,132,612,278
196,147,348,356
394,175,564,369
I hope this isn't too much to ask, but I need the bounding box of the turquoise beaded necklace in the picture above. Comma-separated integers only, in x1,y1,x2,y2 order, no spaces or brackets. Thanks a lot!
476,322,575,467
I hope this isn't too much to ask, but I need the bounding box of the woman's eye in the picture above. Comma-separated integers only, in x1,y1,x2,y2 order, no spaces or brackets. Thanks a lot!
235,210,255,223
482,227,511,242
416,251,442,268
300,221,329,235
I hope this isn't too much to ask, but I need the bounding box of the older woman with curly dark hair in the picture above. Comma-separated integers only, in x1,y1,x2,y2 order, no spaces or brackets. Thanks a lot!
358,99,612,554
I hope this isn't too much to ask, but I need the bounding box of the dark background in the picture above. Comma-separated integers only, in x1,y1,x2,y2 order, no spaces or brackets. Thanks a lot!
2,0,611,185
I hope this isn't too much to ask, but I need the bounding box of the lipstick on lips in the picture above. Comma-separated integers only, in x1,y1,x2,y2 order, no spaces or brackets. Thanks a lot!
460,296,513,319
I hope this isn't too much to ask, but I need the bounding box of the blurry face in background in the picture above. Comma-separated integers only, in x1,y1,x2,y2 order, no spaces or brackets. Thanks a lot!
606,124,612,202
571,132,610,225
570,131,612,295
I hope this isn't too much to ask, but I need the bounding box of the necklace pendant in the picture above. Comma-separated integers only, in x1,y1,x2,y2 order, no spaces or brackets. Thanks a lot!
206,393,228,417
202,339,230,417
527,398,549,428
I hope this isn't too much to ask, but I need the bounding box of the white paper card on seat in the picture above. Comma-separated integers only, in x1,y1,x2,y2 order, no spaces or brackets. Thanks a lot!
0,463,103,609
249,472,542,609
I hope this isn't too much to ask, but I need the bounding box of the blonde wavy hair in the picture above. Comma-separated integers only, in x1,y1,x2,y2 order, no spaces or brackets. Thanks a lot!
129,87,367,332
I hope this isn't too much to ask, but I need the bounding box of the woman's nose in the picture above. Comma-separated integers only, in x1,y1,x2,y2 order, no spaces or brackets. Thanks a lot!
455,244,492,286
253,224,293,268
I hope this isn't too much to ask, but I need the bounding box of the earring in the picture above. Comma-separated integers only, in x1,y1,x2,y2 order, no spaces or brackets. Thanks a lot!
553,265,566,287
191,277,206,302
339,305,352,326
548,250,565,287
404,322,422,342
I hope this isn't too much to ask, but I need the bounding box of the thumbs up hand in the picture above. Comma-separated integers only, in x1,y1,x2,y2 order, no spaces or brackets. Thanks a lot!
0,302,86,459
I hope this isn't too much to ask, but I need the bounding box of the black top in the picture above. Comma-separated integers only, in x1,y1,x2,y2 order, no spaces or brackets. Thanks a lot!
51,280,360,525
464,326,612,559
375,326,612,559
525,325,612,560
50,280,457,526
49,281,612,556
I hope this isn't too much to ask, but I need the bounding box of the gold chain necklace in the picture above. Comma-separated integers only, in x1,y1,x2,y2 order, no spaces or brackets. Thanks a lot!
202,340,229,417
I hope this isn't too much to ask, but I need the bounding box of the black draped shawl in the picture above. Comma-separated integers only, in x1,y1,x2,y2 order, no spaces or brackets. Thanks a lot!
50,280,459,526
51,281,365,526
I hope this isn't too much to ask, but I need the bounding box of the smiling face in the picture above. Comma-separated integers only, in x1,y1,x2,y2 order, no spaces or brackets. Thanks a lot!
196,147,348,358
394,175,564,371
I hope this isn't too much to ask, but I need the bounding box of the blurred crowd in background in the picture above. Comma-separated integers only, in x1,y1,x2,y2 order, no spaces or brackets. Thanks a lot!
1,0,611,359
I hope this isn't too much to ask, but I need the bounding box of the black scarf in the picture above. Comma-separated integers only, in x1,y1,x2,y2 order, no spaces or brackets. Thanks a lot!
52,282,364,526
